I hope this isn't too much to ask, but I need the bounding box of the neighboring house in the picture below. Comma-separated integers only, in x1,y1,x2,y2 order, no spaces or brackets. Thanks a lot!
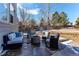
0,3,19,54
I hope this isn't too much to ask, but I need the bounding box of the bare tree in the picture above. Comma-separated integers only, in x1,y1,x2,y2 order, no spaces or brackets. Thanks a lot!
39,18,47,30
39,3,51,30
19,8,31,32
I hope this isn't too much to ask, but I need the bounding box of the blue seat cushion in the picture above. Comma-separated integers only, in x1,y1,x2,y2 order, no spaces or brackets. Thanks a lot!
15,32,21,37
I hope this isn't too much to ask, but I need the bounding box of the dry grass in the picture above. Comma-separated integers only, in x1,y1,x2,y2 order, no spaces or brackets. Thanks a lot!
36,28,79,43
50,28,79,43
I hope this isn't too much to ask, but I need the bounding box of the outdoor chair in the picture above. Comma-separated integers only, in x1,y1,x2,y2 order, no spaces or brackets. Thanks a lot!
46,33,60,50
42,31,48,43
42,36,47,43
31,35,40,47
2,32,23,50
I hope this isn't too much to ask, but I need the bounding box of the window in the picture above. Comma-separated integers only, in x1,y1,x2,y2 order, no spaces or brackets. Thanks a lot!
10,14,13,23
0,3,17,24
0,4,7,22
9,4,14,23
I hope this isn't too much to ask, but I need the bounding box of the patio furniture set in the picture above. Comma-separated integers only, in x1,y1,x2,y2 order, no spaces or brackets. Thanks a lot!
42,32,60,50
30,31,60,50
2,32,23,50
2,31,60,51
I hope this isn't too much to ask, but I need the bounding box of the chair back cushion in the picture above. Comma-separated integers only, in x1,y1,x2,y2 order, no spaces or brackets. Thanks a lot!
8,33,16,41
32,36,40,43
15,32,22,37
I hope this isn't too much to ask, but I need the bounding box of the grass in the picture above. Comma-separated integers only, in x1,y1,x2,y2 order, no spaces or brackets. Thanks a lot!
36,28,79,43
50,28,79,43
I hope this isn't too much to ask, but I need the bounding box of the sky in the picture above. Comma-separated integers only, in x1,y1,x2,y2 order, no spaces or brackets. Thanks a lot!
18,3,79,24
17,3,48,23
51,3,79,24
1,3,79,24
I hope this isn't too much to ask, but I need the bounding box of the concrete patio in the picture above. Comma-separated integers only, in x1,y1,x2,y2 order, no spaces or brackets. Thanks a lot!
2,35,79,56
